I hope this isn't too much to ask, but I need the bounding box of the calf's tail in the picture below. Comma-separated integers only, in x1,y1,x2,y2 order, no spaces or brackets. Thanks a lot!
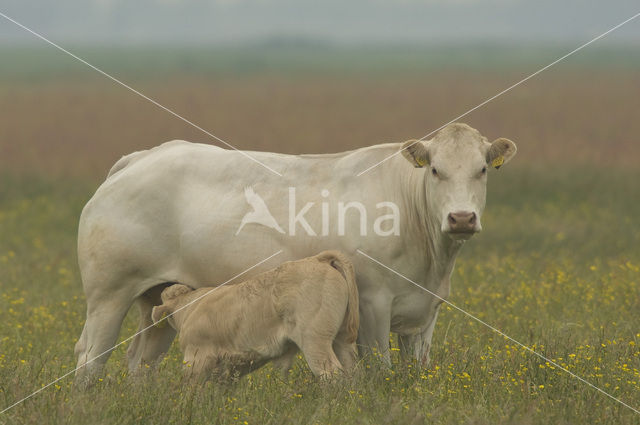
316,250,359,343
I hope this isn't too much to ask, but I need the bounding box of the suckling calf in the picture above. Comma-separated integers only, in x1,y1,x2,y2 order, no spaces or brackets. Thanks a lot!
151,251,359,380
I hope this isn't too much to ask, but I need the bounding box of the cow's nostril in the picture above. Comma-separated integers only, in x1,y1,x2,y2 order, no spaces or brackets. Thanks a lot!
447,213,457,225
469,212,477,225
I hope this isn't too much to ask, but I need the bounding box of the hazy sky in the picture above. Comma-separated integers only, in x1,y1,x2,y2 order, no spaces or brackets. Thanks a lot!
0,0,638,45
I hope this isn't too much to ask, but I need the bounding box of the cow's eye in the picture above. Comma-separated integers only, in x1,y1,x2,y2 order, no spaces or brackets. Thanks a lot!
431,167,438,177
481,166,487,174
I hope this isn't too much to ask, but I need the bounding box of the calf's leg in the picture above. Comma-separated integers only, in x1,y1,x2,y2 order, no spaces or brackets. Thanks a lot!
333,338,358,371
272,344,298,375
299,339,342,378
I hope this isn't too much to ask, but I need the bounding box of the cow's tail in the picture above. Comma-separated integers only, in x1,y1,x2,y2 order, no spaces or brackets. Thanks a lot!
106,140,189,179
316,251,359,343
106,150,148,179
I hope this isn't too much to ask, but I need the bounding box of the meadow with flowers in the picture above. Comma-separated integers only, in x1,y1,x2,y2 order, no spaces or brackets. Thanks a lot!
1,47,639,424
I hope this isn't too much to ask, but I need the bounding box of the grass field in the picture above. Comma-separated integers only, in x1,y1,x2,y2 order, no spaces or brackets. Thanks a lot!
0,46,639,424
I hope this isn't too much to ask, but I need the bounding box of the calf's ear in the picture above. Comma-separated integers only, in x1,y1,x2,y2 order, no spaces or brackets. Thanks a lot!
163,283,192,301
151,305,170,328
401,139,431,168
486,138,517,169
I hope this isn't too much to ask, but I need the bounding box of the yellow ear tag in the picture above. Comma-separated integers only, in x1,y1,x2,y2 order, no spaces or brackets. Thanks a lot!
491,155,504,169
416,157,426,167
155,311,167,328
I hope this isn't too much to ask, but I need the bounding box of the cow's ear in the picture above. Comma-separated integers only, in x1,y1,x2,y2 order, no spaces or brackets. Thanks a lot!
151,305,171,328
401,139,430,168
486,138,517,169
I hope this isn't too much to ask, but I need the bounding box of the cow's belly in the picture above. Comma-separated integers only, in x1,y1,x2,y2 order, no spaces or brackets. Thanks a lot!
175,225,383,288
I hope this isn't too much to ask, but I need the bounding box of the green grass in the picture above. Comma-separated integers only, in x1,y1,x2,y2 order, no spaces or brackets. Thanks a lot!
0,167,639,424
1,43,640,83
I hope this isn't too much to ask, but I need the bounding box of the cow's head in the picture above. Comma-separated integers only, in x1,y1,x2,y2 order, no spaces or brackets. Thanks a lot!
401,123,516,240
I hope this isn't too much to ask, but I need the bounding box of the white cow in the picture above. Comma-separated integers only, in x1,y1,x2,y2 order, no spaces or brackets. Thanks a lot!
74,123,516,379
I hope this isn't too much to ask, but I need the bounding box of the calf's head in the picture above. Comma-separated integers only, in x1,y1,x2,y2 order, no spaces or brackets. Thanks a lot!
402,123,516,240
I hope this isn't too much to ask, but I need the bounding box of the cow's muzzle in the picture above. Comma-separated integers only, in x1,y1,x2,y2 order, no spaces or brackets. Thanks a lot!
445,211,480,239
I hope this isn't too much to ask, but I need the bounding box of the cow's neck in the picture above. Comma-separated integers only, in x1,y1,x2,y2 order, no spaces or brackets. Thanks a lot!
427,222,464,283
401,164,464,280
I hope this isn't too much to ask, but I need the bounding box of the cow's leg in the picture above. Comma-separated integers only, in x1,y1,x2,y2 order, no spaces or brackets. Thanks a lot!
357,295,392,365
397,333,416,362
127,287,177,372
74,290,133,383
73,322,88,365
399,305,441,366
